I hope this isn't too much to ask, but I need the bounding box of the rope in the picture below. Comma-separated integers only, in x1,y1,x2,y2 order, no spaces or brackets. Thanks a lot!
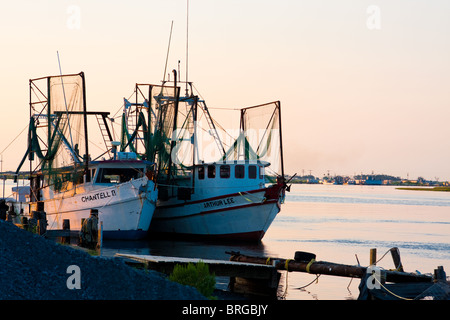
375,248,391,265
265,257,271,265
306,258,315,273
296,274,321,290
281,259,292,299
373,276,413,301
285,259,291,271
0,123,29,155
239,192,254,203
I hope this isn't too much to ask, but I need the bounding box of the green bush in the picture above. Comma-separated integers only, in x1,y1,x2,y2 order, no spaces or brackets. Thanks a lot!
169,261,216,299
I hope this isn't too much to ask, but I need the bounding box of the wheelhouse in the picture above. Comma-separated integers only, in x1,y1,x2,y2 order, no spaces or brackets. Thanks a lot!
192,160,269,197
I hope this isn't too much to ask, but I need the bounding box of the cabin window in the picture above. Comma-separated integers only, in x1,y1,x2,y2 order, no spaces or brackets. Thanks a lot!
259,166,264,179
96,168,143,184
220,165,230,178
249,165,257,179
235,165,245,179
207,165,216,179
198,166,205,180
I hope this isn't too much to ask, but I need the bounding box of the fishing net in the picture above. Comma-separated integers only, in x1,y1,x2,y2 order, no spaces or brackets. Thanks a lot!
414,281,450,300
222,101,283,177
20,73,87,192
120,82,283,183
121,83,184,180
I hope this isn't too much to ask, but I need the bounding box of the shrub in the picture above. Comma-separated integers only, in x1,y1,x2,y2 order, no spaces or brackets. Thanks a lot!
169,261,216,299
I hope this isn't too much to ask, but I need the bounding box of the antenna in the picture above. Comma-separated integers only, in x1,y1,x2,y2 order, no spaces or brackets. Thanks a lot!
162,21,174,83
185,0,189,96
56,51,74,148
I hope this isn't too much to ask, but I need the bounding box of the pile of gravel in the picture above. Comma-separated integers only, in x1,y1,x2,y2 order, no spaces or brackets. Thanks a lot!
0,220,206,300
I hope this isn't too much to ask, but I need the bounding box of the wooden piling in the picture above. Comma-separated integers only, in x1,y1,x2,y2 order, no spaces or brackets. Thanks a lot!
61,219,71,244
79,209,99,249
97,220,103,253
434,266,446,282
21,216,28,231
370,248,377,266
37,218,46,236
32,210,47,236
390,247,404,272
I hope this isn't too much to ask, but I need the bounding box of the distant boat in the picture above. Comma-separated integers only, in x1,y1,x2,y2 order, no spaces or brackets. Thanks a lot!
364,176,383,185
13,72,157,240
120,74,287,241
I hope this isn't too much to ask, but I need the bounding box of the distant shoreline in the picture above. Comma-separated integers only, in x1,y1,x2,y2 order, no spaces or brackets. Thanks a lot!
396,186,450,192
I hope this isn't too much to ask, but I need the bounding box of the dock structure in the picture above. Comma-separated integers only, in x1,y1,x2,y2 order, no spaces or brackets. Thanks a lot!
228,251,450,300
115,254,280,298
116,250,448,300
227,251,434,283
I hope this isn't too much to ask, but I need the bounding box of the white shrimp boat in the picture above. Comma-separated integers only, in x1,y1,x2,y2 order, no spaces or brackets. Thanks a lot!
14,72,157,240
120,72,287,241
151,160,285,241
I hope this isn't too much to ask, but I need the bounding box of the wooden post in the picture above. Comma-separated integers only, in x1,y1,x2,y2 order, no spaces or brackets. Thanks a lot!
229,274,280,299
21,216,28,231
0,199,7,220
79,218,86,246
32,209,47,236
37,218,46,236
370,248,377,266
97,220,103,254
61,219,71,244
390,247,404,272
434,266,446,282
79,209,99,249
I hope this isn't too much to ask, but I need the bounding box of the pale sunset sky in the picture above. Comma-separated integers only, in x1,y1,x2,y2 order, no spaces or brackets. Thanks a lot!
1,1,449,180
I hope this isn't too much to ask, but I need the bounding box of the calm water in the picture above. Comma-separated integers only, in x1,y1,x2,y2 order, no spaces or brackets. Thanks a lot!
102,184,450,300
3,181,449,299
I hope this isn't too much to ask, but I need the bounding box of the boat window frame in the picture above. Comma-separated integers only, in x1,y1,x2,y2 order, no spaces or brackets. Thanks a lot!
198,166,205,180
207,165,216,179
220,165,230,179
235,165,245,179
95,167,144,184
248,165,257,179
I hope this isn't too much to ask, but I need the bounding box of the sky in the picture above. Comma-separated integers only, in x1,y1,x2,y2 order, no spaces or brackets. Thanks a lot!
0,0,449,181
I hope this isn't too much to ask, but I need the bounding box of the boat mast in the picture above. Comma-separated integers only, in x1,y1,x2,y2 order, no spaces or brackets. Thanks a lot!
80,72,90,180
185,0,189,96
277,101,285,179
166,69,180,183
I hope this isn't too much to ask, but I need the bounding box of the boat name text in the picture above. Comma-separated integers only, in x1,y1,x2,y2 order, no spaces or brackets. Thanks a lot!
203,197,235,209
81,190,116,202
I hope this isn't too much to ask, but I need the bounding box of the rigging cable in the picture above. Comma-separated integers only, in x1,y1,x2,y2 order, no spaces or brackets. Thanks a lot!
56,51,75,149
162,21,174,83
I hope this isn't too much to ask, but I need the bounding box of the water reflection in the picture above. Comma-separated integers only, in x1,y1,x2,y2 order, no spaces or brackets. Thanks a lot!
49,184,450,299
102,238,267,261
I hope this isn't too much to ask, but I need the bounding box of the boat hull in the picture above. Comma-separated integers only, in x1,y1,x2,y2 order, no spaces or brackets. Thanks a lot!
149,184,283,241
43,177,157,240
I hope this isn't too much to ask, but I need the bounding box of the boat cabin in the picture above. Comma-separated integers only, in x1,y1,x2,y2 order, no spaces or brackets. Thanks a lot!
159,160,270,202
31,152,153,201
195,161,267,186
91,160,149,185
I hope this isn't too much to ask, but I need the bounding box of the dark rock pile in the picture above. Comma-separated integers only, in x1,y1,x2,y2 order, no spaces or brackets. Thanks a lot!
0,220,205,300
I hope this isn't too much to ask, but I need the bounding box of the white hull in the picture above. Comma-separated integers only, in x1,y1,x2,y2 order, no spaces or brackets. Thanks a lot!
150,185,283,241
42,177,157,240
